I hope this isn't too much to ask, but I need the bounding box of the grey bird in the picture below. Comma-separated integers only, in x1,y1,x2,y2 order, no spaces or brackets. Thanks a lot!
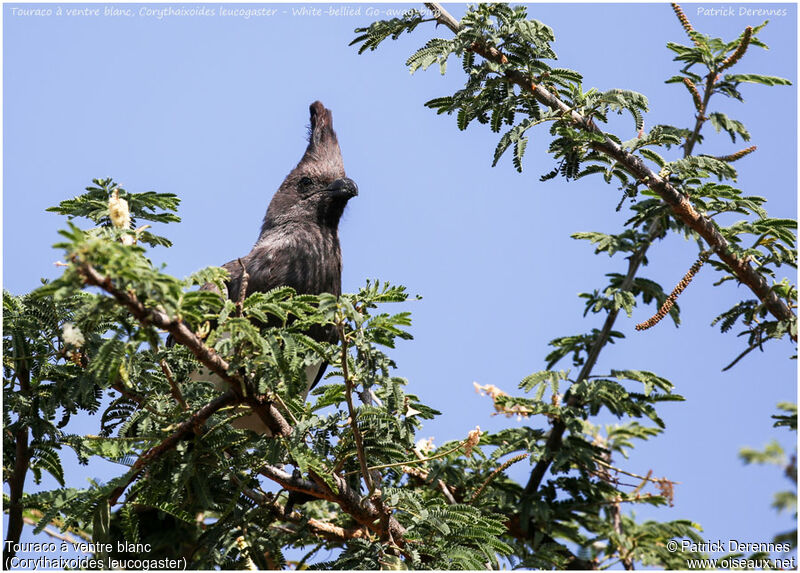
189,101,358,434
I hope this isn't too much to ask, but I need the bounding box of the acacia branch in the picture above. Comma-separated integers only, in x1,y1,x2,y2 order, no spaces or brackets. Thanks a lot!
525,220,659,494
424,2,795,329
160,359,187,410
423,3,796,507
337,320,373,492
345,436,469,475
76,261,291,436
235,480,370,543
5,362,32,561
108,390,238,504
259,464,406,544
22,517,81,545
79,262,408,544
721,342,760,371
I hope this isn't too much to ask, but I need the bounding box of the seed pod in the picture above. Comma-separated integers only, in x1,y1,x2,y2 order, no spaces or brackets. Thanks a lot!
636,251,710,331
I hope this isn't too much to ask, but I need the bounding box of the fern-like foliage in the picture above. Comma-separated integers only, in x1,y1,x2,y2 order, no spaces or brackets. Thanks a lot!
4,3,796,569
348,3,795,568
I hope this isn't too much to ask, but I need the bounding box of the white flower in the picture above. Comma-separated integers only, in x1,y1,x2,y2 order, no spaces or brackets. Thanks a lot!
62,322,85,347
473,382,508,400
414,437,435,455
108,189,131,230
406,404,422,417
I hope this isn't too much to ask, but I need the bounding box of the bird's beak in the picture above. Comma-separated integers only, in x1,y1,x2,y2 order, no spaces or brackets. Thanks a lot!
326,178,358,199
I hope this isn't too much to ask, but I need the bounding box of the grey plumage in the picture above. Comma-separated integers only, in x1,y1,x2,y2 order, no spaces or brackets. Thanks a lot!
192,101,357,433
214,100,356,303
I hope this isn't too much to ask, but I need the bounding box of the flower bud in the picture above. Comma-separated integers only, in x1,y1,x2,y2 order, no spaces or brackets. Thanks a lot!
464,426,482,457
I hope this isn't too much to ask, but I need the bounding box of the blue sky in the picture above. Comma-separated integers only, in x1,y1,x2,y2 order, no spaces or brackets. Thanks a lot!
3,1,797,564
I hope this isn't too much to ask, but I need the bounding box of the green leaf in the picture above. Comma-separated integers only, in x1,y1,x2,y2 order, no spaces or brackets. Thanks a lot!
708,112,751,143
665,154,738,180
724,73,792,87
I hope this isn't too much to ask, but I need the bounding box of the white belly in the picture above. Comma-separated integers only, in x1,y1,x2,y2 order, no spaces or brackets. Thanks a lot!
188,362,322,436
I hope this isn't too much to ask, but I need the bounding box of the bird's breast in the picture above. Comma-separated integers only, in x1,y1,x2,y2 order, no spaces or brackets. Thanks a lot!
268,228,342,296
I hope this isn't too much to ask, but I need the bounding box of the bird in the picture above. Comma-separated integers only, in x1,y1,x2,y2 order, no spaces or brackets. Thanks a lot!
187,100,358,434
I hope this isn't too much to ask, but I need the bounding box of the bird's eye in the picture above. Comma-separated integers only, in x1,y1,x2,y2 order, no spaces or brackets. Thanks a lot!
299,177,314,188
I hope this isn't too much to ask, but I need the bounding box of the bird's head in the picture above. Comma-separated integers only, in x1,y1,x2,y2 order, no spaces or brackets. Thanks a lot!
262,101,358,232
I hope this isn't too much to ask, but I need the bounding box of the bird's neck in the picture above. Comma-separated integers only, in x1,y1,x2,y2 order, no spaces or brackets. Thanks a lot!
256,220,338,244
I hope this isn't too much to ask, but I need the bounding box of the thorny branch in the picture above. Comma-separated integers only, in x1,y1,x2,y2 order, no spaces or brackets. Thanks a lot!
74,261,410,546
76,261,292,437
422,1,795,498
424,2,795,331
234,478,370,543
5,361,32,561
422,4,790,561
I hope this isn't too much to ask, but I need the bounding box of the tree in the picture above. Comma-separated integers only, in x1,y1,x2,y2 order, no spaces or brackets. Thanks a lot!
4,3,795,569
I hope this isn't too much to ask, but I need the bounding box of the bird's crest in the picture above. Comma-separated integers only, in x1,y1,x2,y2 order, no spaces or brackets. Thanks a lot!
260,101,352,235
299,101,345,177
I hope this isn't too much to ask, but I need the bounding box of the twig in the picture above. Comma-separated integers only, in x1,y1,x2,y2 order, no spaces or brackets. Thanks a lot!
525,220,661,495
160,359,187,410
684,70,716,156
408,450,458,504
436,478,458,505
108,390,237,505
295,544,325,570
598,450,634,570
22,517,80,545
721,343,760,372
337,319,373,491
259,463,406,543
234,476,370,543
594,458,679,486
632,470,654,496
